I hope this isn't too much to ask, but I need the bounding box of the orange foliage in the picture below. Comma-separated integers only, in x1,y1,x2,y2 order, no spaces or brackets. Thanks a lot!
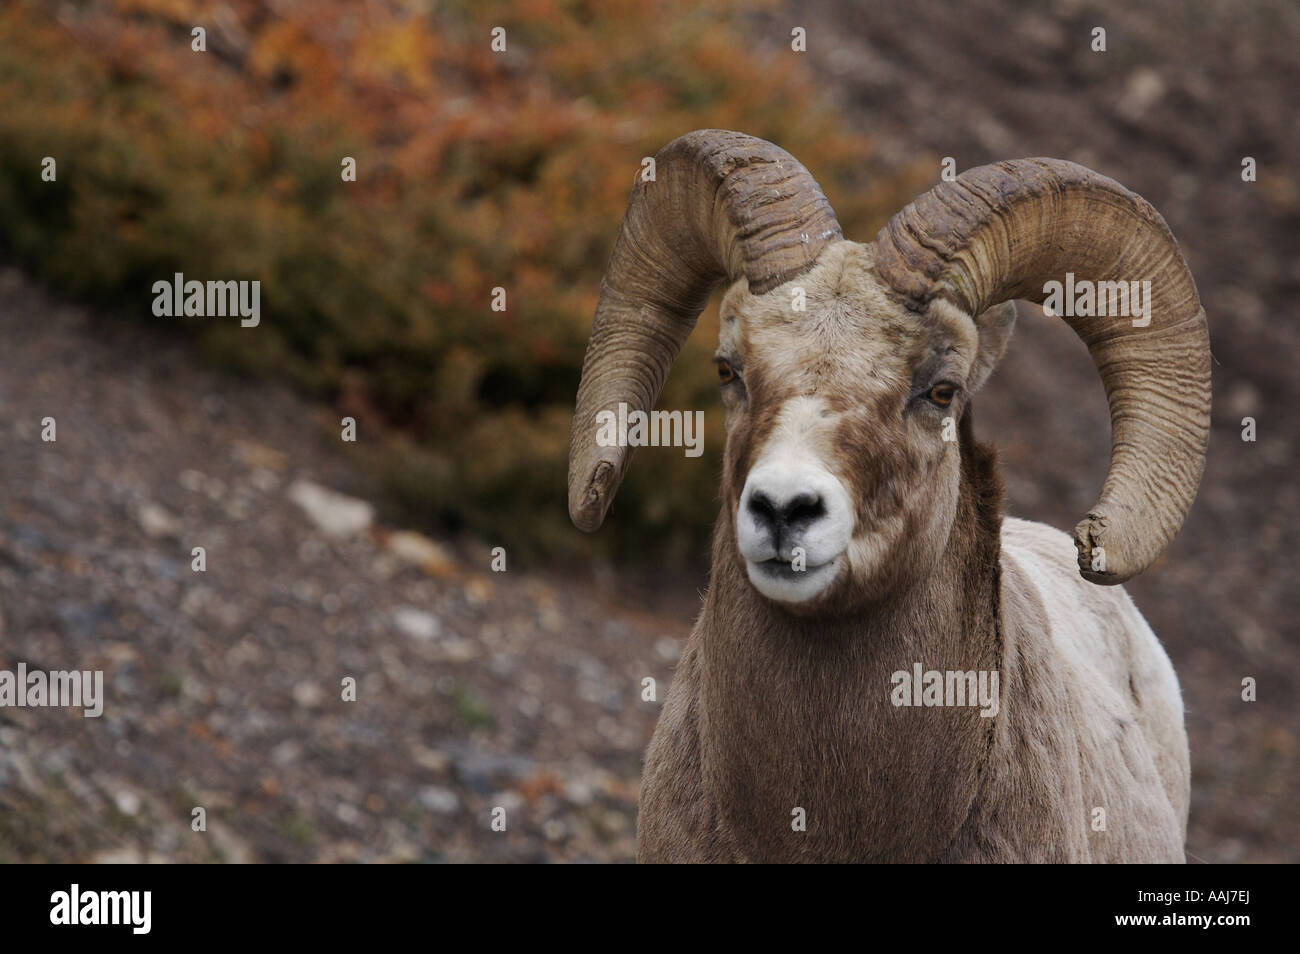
0,0,926,559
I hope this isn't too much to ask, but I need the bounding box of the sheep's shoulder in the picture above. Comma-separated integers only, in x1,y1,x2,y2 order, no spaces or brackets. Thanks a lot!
995,518,1188,861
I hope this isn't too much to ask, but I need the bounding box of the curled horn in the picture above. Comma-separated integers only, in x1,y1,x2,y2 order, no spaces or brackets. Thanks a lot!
872,158,1211,583
568,130,842,531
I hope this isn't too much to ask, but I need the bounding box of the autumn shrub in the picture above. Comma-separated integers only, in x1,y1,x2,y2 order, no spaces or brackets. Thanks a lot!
0,0,929,563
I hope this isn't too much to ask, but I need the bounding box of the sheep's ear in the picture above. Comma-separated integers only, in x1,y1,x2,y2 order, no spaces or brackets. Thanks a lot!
969,301,1017,393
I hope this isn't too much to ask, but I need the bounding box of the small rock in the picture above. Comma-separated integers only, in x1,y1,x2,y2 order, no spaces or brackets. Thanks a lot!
417,786,461,814
489,790,525,815
464,577,493,604
599,809,630,833
114,790,141,816
203,476,227,501
292,682,325,708
386,531,456,575
655,637,680,662
564,779,595,806
1117,67,1166,121
542,818,567,841
410,745,449,772
446,744,534,794
138,502,182,539
488,654,517,677
271,739,302,766
442,636,477,662
287,480,374,538
393,605,441,641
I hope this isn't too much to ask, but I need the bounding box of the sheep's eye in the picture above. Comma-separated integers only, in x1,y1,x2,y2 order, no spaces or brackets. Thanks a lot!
716,359,737,385
927,383,957,407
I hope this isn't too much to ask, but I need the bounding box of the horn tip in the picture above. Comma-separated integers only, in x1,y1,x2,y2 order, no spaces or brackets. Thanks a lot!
568,459,618,532
1072,514,1139,586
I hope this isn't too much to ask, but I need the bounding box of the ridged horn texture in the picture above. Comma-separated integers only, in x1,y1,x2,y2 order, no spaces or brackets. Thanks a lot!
873,158,1211,584
568,130,843,531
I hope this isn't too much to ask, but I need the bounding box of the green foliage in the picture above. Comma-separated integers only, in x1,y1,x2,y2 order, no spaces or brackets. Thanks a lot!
0,0,927,561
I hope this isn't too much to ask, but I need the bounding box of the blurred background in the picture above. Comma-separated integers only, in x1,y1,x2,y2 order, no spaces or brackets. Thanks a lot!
0,0,1294,862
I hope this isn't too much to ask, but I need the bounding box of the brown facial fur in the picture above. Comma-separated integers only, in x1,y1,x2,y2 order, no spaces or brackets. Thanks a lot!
716,241,991,612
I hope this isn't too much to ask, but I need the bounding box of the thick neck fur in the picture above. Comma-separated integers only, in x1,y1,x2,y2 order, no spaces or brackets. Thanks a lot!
698,410,1004,862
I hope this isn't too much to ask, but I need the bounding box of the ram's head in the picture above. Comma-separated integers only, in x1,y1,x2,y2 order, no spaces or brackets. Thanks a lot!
568,131,1210,611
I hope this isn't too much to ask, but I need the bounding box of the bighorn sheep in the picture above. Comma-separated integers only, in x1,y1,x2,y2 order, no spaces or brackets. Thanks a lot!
568,131,1210,863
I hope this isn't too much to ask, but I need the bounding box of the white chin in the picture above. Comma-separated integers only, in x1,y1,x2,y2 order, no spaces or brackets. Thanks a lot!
745,557,840,604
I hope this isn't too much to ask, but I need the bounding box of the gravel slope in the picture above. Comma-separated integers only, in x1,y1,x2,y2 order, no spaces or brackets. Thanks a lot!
0,269,677,862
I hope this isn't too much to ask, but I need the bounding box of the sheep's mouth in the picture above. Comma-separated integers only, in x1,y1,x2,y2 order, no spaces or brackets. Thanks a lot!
746,555,840,603
753,558,821,580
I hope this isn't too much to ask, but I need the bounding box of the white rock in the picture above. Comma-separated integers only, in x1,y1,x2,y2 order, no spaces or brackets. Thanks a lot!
387,531,454,571
655,637,681,662
393,606,441,641
138,502,182,539
564,779,595,806
292,682,325,708
287,480,374,538
114,790,142,816
417,786,460,814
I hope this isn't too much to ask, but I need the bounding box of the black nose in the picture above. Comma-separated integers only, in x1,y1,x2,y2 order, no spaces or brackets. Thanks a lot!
748,490,826,538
